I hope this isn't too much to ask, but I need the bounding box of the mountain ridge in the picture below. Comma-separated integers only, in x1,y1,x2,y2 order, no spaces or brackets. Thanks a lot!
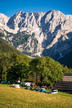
0,10,72,61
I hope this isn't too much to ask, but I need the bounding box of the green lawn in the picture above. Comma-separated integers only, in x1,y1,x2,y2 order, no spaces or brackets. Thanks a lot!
0,84,72,108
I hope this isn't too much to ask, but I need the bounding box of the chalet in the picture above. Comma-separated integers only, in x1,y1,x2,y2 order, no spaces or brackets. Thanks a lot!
54,74,72,93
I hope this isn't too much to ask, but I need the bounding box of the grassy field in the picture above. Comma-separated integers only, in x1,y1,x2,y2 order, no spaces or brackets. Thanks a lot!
0,84,72,108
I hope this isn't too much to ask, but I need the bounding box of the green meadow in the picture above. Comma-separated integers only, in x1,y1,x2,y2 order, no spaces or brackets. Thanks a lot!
0,84,72,108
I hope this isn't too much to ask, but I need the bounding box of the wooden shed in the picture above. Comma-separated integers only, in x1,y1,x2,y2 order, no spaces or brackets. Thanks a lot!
54,74,72,93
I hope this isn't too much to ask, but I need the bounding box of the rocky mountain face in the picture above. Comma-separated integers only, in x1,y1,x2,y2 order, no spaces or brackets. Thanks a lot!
0,10,72,60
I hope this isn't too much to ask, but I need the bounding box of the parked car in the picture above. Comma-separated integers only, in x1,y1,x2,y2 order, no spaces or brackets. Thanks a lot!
39,87,46,93
10,84,20,88
1,80,7,84
33,86,46,93
25,86,32,90
31,83,35,86
21,82,31,87
33,86,40,91
50,89,58,94
17,80,20,84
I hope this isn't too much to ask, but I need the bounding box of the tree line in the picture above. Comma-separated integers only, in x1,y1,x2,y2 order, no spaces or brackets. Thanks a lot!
0,52,72,85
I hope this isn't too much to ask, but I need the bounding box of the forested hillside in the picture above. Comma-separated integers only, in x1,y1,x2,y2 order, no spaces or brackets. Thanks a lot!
0,52,72,85
0,39,22,55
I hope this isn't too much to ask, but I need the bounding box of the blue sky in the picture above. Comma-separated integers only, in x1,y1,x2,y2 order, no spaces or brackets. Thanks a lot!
0,0,72,17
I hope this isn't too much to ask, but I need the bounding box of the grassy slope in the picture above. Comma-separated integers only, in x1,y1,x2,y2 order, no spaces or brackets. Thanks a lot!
0,84,72,108
0,39,22,55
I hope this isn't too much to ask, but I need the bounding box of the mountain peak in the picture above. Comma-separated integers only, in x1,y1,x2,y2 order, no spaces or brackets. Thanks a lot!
16,11,24,15
0,10,72,61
